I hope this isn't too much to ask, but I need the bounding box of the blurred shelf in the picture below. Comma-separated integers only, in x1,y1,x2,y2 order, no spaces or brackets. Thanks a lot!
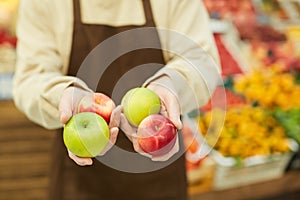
0,100,55,200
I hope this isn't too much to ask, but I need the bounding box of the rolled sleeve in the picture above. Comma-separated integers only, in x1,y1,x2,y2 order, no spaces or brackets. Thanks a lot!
147,0,222,113
13,0,91,129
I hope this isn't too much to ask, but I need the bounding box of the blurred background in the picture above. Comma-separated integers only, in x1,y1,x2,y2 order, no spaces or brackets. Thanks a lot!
0,1,57,199
1,0,300,199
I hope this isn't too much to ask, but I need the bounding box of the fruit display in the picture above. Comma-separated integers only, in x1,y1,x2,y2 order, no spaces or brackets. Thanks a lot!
233,66,300,110
203,0,256,26
182,124,202,170
198,105,290,159
249,40,300,71
213,34,243,76
196,62,300,159
216,0,300,150
254,0,289,20
200,86,246,112
274,107,300,144
193,65,299,189
203,0,288,43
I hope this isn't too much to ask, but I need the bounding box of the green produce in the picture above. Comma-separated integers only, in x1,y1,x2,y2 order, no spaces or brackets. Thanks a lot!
121,87,161,127
63,112,110,157
273,107,300,144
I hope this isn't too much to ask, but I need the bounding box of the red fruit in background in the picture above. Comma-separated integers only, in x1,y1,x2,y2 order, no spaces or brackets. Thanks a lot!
182,125,199,153
200,87,246,112
214,34,243,77
182,124,204,170
137,114,177,156
78,93,116,123
0,30,17,47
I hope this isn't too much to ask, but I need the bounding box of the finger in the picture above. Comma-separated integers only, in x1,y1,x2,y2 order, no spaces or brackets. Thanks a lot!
120,114,136,136
109,105,122,128
163,98,182,129
131,137,142,152
159,102,168,117
132,138,152,158
59,95,73,124
110,127,119,144
59,87,83,124
68,150,93,166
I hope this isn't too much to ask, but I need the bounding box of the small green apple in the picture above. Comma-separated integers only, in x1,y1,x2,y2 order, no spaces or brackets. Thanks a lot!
63,112,110,157
121,87,161,127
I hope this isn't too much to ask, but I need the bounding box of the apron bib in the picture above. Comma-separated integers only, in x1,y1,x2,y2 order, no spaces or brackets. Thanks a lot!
49,1,187,199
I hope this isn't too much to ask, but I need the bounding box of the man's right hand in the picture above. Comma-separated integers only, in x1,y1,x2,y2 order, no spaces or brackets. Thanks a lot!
58,86,121,166
59,86,90,124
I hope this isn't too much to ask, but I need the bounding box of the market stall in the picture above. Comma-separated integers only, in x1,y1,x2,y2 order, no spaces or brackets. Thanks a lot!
0,0,17,100
184,0,300,197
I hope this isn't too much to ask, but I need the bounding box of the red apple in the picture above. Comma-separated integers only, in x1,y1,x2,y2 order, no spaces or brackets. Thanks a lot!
78,93,116,123
137,114,177,156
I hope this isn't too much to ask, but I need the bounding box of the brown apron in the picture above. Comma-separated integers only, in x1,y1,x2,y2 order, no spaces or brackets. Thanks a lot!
49,0,187,199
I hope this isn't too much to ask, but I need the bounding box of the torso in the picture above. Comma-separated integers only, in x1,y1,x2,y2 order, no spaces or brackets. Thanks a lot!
49,1,188,199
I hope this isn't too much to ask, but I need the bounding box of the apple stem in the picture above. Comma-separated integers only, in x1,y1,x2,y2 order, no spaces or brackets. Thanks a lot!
83,122,88,129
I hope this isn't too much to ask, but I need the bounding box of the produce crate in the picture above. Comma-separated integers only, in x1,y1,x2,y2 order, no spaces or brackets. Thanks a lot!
211,139,299,190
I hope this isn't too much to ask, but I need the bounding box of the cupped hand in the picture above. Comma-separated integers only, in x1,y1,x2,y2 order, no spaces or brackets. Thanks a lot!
120,113,179,161
119,76,182,161
58,86,121,166
146,76,182,129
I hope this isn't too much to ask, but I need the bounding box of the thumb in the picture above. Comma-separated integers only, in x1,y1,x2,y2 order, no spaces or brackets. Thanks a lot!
163,98,182,130
59,95,73,124
109,105,122,128
168,110,182,130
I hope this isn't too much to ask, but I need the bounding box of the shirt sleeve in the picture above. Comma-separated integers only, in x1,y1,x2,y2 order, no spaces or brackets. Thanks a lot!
145,0,222,113
13,0,91,129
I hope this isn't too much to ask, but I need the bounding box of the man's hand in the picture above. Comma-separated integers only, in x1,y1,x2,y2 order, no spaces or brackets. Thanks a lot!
120,113,180,161
59,86,121,166
146,76,182,129
120,75,182,161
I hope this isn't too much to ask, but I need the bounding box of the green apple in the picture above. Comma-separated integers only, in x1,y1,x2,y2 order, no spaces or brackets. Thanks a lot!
121,87,161,127
63,112,110,157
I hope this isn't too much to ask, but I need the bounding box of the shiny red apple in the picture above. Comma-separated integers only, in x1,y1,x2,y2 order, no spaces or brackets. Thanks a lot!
137,114,177,156
78,93,116,123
